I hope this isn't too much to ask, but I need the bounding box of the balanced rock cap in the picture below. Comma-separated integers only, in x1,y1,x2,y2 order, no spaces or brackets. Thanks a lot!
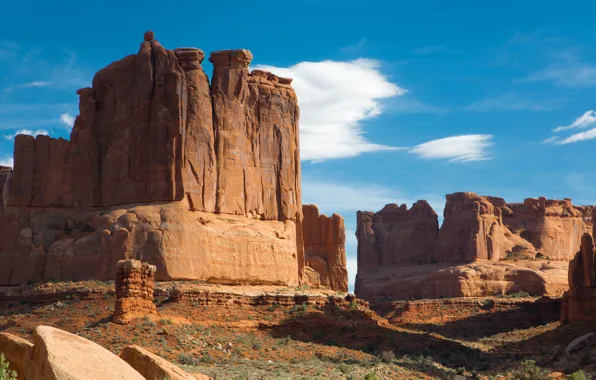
144,30,155,41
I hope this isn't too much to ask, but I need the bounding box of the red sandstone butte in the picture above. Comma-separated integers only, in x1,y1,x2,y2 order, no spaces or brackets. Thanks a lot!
0,32,340,288
561,233,596,323
355,192,579,300
302,204,348,292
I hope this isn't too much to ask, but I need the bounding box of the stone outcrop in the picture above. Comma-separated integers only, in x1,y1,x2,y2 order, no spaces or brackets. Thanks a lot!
0,32,319,287
120,345,211,380
357,201,438,267
113,260,157,324
561,233,596,323
433,193,535,262
0,332,33,380
356,192,589,300
23,325,144,380
302,205,348,291
490,197,590,261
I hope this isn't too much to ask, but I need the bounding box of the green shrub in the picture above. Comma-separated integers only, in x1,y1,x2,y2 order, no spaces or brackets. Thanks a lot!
0,354,17,380
177,352,196,366
509,360,551,380
379,350,395,363
364,373,378,380
568,370,587,380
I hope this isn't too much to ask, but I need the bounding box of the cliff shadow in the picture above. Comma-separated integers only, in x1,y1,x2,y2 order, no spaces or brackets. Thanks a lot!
260,304,508,373
386,299,561,341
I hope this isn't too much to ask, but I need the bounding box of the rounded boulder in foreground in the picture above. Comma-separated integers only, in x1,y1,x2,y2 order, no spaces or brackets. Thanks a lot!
24,325,144,380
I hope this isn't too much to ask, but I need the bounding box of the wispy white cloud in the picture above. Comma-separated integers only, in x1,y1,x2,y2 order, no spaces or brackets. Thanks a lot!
254,59,405,161
545,110,596,145
543,136,559,144
340,38,368,54
3,81,51,92
553,110,596,132
59,113,75,129
4,129,48,141
410,134,494,162
466,93,563,112
557,129,596,145
0,157,13,168
525,62,596,87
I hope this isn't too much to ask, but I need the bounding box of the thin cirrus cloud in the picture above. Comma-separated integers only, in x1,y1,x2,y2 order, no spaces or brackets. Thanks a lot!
466,93,563,112
523,56,596,87
409,134,494,162
545,110,596,145
3,81,51,92
253,59,406,162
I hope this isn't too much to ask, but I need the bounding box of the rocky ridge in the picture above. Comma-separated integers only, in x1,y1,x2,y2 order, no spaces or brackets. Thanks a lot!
356,192,591,300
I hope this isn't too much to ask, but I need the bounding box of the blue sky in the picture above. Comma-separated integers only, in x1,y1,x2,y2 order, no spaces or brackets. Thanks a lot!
2,1,596,288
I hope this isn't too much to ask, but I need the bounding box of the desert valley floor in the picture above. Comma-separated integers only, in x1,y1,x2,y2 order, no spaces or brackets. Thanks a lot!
0,280,593,379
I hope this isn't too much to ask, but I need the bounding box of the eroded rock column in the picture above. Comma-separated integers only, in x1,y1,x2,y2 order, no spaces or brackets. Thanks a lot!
113,259,157,324
302,204,348,292
561,233,596,323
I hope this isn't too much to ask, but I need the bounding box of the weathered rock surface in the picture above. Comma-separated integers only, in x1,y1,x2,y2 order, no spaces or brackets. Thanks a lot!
356,260,568,300
0,32,309,287
561,233,596,323
23,325,144,380
356,192,588,300
490,197,590,261
302,205,348,291
434,193,535,262
113,260,157,324
0,332,33,380
357,201,438,267
120,345,211,379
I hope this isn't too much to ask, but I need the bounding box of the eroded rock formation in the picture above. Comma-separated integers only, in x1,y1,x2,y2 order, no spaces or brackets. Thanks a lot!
356,192,589,300
489,197,590,261
0,32,321,287
302,205,348,292
113,260,157,324
561,233,596,323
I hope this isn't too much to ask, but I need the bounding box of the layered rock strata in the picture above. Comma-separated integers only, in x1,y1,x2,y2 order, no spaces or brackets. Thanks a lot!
489,197,591,261
302,205,348,292
0,32,317,287
113,259,157,324
356,192,589,300
561,233,596,323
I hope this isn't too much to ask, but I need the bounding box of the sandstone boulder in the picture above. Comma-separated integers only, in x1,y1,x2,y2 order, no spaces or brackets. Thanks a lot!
302,204,348,291
0,332,33,380
120,345,211,379
23,326,144,380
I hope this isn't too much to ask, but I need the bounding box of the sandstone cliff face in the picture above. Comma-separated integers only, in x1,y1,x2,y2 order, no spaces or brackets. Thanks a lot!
434,193,526,262
356,201,438,267
302,204,348,292
355,192,587,300
490,197,589,261
0,32,310,287
561,233,596,323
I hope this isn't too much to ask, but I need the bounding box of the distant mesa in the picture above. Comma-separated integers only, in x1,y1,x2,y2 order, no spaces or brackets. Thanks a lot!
356,192,591,300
